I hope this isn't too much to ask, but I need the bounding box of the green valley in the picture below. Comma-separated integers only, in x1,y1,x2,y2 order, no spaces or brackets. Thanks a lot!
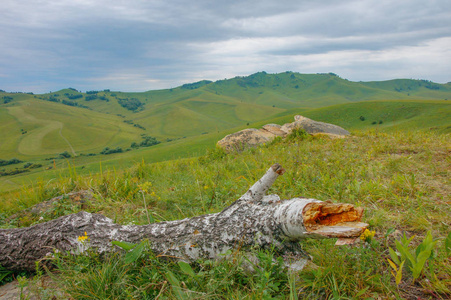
0,72,450,193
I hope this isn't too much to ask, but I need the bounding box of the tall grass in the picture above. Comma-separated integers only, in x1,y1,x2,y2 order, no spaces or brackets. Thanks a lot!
1,129,450,298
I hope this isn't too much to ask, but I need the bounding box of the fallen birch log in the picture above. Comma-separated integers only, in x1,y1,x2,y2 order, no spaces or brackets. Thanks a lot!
0,164,368,272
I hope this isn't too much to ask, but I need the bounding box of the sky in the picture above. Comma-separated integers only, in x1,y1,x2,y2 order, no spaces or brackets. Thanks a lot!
1,0,450,93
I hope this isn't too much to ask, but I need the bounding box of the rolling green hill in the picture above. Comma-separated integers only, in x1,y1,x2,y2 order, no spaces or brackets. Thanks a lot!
3,72,450,143
298,100,451,133
1,72,450,192
0,99,144,159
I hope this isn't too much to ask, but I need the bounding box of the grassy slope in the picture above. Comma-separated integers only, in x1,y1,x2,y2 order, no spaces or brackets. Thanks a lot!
1,130,449,299
0,98,143,159
301,100,451,133
2,73,450,157
1,73,450,192
0,99,449,192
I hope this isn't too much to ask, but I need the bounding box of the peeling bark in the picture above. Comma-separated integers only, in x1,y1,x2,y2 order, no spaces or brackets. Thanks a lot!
0,164,368,272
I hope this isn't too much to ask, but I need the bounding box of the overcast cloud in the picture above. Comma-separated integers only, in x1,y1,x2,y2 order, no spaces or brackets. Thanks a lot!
1,0,450,93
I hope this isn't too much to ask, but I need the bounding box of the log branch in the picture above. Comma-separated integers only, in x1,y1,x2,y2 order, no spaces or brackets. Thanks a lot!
0,164,368,272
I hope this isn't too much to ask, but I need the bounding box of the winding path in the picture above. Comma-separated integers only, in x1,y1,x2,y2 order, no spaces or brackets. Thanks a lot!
7,106,77,156
58,123,76,156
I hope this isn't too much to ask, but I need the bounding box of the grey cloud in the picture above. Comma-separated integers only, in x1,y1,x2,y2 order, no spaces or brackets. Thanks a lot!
0,0,450,93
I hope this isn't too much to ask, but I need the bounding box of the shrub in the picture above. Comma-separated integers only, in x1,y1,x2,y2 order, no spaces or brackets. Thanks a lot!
117,98,144,112
286,128,309,141
139,136,160,147
85,95,98,101
100,147,123,155
59,151,71,158
0,158,22,166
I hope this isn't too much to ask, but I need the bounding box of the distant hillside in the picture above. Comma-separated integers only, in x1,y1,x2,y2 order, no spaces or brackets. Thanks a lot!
299,100,451,133
242,100,451,135
1,72,450,154
1,72,450,192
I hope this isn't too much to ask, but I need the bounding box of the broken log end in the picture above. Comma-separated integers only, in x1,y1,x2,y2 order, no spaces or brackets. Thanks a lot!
276,198,368,241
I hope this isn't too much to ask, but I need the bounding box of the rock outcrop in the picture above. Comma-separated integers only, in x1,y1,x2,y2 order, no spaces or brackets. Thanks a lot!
282,115,350,136
217,115,350,151
217,128,275,151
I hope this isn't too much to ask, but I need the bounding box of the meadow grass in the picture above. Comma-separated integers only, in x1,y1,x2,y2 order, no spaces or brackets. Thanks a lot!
1,98,449,195
1,129,449,299
301,100,451,133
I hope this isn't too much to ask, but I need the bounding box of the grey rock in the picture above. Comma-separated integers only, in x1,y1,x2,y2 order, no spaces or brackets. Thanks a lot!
282,115,350,136
217,115,349,151
261,124,287,136
216,128,276,151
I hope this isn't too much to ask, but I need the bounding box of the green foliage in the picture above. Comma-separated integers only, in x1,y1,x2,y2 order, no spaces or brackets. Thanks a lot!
66,94,82,100
113,240,148,264
53,244,292,299
100,147,123,155
388,231,438,282
445,232,451,256
250,249,288,298
2,96,13,104
138,136,160,147
0,158,22,166
286,128,309,141
117,97,144,112
85,95,98,101
0,167,30,177
59,151,71,158
23,162,42,169
111,240,138,251
165,270,188,299
177,261,196,278
59,255,130,299
17,275,28,298
181,80,212,90
0,264,28,287
298,239,393,298
0,264,13,284
124,242,146,264
198,146,227,164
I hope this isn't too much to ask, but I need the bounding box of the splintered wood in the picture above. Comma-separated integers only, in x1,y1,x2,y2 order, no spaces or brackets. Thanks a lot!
302,201,367,245
303,202,364,229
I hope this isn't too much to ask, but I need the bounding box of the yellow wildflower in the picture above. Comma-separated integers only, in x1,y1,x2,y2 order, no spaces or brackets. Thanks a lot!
360,229,376,243
138,182,153,194
77,231,89,242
